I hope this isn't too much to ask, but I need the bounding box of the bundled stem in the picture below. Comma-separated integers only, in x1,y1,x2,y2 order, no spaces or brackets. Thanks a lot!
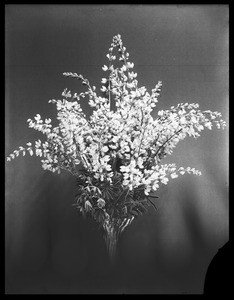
103,216,135,262
104,224,118,263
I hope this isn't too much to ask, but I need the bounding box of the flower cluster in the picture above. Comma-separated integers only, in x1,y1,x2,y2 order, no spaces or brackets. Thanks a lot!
7,34,226,230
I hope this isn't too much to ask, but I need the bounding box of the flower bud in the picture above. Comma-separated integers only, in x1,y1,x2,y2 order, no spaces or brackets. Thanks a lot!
97,198,105,208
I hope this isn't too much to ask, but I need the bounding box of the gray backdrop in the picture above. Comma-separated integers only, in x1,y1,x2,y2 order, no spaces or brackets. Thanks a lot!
5,5,229,294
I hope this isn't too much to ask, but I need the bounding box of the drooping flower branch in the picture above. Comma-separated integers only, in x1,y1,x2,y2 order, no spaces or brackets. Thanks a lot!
7,35,226,259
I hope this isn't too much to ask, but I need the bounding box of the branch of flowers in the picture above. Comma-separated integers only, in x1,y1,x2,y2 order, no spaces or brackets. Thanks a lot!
75,110,94,129
143,157,152,170
63,72,98,127
155,128,183,159
136,113,149,158
60,164,77,176
69,156,80,176
113,36,136,98
72,140,91,170
108,61,112,110
151,117,181,151
121,54,133,90
113,71,127,112
105,42,128,112
63,72,96,98
60,150,78,175
157,105,184,124
151,133,160,150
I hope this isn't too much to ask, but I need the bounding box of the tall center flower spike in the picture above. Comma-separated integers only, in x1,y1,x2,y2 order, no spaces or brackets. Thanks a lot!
7,34,226,262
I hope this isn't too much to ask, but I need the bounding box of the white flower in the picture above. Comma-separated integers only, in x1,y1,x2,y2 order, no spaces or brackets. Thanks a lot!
152,182,159,190
158,110,164,116
102,65,108,71
105,164,112,171
34,114,41,121
127,62,134,69
161,177,169,185
100,155,110,163
122,65,127,72
101,78,107,84
45,118,51,124
190,116,197,123
196,124,204,131
100,86,107,92
204,121,212,130
101,146,109,153
180,116,187,124
137,157,144,169
36,149,43,157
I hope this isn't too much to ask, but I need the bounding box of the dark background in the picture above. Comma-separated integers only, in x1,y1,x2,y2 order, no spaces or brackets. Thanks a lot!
5,5,229,294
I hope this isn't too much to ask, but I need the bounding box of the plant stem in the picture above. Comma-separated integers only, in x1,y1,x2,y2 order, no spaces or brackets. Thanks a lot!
155,128,182,158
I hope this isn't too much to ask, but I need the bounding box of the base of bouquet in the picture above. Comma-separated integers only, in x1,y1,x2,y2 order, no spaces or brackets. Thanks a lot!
104,225,119,263
103,217,134,263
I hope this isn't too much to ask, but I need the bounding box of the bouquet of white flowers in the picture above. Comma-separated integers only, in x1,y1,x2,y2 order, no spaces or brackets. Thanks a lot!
7,34,226,262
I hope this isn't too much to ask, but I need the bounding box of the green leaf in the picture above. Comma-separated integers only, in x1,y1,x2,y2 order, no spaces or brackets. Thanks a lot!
147,197,158,211
130,209,139,216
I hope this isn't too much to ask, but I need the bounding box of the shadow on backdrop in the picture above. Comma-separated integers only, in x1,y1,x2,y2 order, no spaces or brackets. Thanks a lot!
203,241,230,295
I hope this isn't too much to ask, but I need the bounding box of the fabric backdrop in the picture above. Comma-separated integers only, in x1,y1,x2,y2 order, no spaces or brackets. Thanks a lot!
5,5,229,294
